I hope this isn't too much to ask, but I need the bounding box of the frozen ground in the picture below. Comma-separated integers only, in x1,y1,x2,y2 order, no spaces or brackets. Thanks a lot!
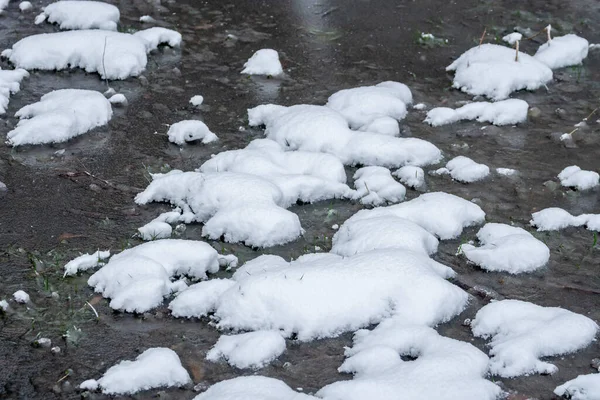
0,0,599,399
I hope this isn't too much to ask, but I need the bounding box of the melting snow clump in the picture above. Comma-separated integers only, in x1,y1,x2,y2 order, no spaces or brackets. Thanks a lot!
167,120,218,145
393,165,425,188
496,168,517,176
351,166,406,206
35,1,120,31
64,250,110,277
502,32,522,45
460,223,549,273
206,331,286,369
7,89,112,146
80,348,191,394
445,156,490,183
108,93,127,106
19,1,33,11
555,373,600,400
193,376,315,400
241,49,283,76
13,290,30,303
530,207,599,232
472,299,598,377
189,95,204,106
0,68,29,115
425,99,528,127
535,34,589,69
558,165,599,191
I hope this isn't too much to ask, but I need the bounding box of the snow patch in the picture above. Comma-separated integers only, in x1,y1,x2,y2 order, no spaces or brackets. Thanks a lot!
167,120,218,145
192,376,315,400
189,95,203,106
19,1,32,11
206,331,286,369
0,68,29,115
13,290,29,303
555,373,600,400
558,165,599,191
35,1,120,31
535,34,589,69
425,99,528,127
445,156,490,183
64,250,110,277
530,207,598,232
242,49,283,76
393,165,425,189
351,166,405,206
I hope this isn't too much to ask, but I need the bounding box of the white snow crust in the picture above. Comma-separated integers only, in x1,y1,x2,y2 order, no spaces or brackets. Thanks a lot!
393,165,425,188
193,376,315,400
530,207,598,231
445,156,490,183
6,89,112,146
558,165,599,191
425,99,528,127
64,250,110,277
535,34,589,69
0,68,29,115
190,95,204,106
80,348,191,394
241,49,283,76
502,32,522,45
472,299,598,377
351,166,406,206
206,331,286,369
555,373,600,400
167,120,218,145
460,223,549,273
13,290,29,303
447,44,553,100
35,1,120,31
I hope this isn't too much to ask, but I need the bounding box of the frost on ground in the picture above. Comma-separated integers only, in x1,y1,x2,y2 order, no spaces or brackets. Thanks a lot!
471,300,598,377
206,331,286,369
63,250,110,277
199,139,353,204
13,290,29,303
170,249,468,340
393,165,425,189
0,68,29,115
193,376,316,400
341,192,485,240
443,156,490,183
317,321,502,400
351,166,406,206
189,95,204,106
241,49,283,76
2,28,181,80
6,89,112,146
80,348,191,395
35,1,120,31
535,34,589,69
248,104,441,168
325,81,412,134
425,99,528,127
460,223,549,273
446,44,553,100
496,168,517,176
530,207,599,231
167,120,218,145
87,239,237,313
555,373,600,400
558,165,599,191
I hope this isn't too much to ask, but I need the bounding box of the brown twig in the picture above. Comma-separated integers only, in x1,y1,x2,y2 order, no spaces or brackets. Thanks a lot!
478,27,487,47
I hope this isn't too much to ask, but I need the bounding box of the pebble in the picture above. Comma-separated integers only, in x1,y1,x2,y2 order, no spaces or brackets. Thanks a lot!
591,358,600,370
528,107,541,118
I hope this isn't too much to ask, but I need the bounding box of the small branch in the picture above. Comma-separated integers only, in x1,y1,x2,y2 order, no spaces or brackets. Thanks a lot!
478,27,487,47
86,301,99,319
515,40,519,62
102,36,109,88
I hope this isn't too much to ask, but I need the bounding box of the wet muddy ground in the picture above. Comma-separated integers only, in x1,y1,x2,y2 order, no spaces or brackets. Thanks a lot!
1,0,599,398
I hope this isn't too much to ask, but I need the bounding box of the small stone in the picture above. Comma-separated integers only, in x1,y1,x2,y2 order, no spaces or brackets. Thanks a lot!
51,292,59,300
174,224,186,235
528,107,541,118
193,382,210,392
171,67,182,77
555,108,567,119
543,180,559,191
462,318,471,327
52,384,61,394
138,75,149,86
51,346,61,354
591,358,600,370
282,362,292,369
89,183,101,192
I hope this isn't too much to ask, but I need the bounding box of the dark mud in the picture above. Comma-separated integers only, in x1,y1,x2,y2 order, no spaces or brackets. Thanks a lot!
1,0,599,399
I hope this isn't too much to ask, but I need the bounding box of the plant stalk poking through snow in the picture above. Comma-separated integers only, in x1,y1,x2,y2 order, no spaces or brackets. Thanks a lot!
101,36,109,88
515,39,519,62
546,24,552,44
478,27,486,47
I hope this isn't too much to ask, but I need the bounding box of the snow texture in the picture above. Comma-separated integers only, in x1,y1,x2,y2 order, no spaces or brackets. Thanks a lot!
471,300,598,377
326,81,412,132
206,331,286,369
13,290,29,303
502,32,522,45
425,99,528,127
351,166,405,206
317,321,502,400
555,373,600,400
35,1,120,31
343,192,486,240
496,168,517,176
88,240,236,313
0,68,29,115
167,120,218,145
138,220,172,241
189,95,204,106
108,93,127,106
558,165,599,191
169,278,236,318
80,348,191,395
445,156,490,183
530,207,599,232
64,250,110,277
6,89,112,146
241,49,283,76
19,1,33,12
192,376,315,400
248,104,441,168
535,34,589,69
3,28,180,80
393,165,425,188
460,223,550,273
447,44,553,100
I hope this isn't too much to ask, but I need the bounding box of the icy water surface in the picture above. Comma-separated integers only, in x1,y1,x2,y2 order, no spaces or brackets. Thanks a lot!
1,0,600,398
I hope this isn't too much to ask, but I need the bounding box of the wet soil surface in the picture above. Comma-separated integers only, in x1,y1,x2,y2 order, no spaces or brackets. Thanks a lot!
1,0,599,398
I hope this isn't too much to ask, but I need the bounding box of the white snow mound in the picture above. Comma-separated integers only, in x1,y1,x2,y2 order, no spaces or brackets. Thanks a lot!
64,250,110,277
530,207,589,231
447,44,553,100
192,376,316,400
555,373,600,400
0,68,29,115
13,290,29,303
472,299,598,377
80,348,191,395
35,1,120,31
425,99,528,127
558,165,599,191
206,331,286,369
7,89,112,146
461,223,549,273
242,49,283,76
189,95,203,106
445,156,490,183
535,35,589,70
167,120,218,145
393,165,425,188
352,166,406,206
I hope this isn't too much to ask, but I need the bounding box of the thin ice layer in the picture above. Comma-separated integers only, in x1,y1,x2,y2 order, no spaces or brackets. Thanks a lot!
248,104,441,168
317,321,502,400
446,44,553,100
461,223,549,273
7,89,112,146
471,299,598,377
425,99,528,127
